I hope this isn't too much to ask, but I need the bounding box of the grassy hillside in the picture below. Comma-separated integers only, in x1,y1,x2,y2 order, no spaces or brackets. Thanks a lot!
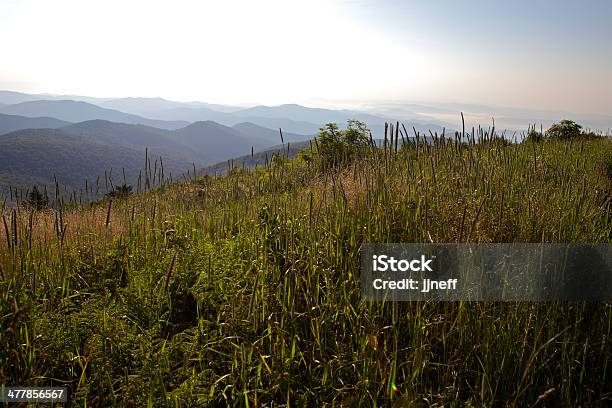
0,133,611,406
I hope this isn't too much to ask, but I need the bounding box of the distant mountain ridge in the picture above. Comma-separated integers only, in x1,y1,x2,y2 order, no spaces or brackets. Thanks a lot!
0,113,70,135
0,100,188,130
0,90,110,105
233,103,386,125
0,90,457,135
100,97,241,115
0,89,472,204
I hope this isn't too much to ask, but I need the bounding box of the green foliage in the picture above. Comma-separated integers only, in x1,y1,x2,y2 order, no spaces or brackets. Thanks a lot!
546,119,583,140
314,120,371,168
27,185,49,210
524,120,607,144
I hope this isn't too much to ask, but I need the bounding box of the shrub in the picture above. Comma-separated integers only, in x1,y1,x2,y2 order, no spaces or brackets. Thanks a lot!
27,185,49,210
314,120,371,168
546,119,582,140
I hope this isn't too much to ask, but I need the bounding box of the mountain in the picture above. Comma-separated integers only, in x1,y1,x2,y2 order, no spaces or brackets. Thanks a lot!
233,103,459,136
0,113,71,135
0,118,300,202
0,100,189,130
183,101,243,113
150,109,321,135
232,122,311,144
100,97,189,113
62,120,203,165
0,93,466,203
132,105,236,123
0,90,55,105
63,120,175,150
172,121,263,163
0,128,192,201
235,116,322,135
229,103,452,136
102,101,387,135
100,97,241,115
233,103,386,124
63,120,290,164
0,90,110,105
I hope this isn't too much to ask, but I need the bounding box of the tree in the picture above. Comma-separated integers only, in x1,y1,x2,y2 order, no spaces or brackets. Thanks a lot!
546,120,582,140
315,120,370,168
28,185,49,210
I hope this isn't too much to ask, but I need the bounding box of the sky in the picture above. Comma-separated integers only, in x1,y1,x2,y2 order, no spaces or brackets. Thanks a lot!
0,0,611,114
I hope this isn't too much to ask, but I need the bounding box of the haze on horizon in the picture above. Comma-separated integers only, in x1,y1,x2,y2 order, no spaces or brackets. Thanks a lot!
0,0,610,115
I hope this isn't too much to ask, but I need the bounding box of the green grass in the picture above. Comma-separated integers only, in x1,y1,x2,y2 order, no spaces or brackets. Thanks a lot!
1,133,611,406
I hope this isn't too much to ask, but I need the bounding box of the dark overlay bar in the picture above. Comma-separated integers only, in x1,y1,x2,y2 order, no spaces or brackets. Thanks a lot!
360,244,612,301
0,386,68,403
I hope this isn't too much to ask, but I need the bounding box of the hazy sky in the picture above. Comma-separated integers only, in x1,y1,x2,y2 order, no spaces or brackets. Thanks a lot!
1,0,610,114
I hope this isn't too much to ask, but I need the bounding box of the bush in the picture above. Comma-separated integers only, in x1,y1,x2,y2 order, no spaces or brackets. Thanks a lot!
314,120,371,168
27,185,49,210
524,120,606,143
546,120,582,140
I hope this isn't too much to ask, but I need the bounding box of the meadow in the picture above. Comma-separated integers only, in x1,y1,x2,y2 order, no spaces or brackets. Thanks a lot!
1,124,611,406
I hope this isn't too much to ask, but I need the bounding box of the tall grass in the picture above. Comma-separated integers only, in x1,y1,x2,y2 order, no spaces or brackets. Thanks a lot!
1,129,611,406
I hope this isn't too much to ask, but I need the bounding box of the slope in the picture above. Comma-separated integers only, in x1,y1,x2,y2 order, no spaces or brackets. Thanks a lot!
232,122,311,145
172,121,265,163
0,113,71,135
0,128,191,200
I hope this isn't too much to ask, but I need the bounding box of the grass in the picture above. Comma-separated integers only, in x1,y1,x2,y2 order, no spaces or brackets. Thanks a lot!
1,128,611,406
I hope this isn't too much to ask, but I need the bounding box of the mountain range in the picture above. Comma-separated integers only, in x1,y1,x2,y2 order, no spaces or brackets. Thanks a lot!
0,113,307,202
4,89,608,205
0,100,189,130
0,91,450,135
0,113,70,135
